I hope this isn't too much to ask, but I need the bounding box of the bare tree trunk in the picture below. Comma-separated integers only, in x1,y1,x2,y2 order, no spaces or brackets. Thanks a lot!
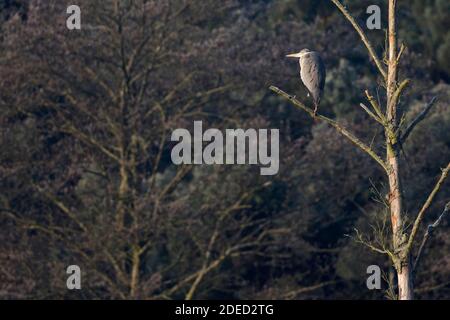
397,258,414,300
386,0,414,300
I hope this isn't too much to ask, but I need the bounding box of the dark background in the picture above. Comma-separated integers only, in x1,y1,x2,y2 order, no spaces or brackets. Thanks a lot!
0,0,449,299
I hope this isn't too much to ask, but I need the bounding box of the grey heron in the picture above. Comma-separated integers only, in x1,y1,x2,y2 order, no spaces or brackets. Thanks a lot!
286,49,326,116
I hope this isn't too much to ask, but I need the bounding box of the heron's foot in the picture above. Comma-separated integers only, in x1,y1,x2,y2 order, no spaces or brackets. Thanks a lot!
313,105,318,117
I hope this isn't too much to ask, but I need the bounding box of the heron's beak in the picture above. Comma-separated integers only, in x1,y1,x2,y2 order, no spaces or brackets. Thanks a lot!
286,52,302,58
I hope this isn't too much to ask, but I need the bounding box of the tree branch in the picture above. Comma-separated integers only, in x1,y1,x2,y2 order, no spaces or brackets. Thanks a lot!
270,86,388,172
396,43,406,63
413,201,450,272
359,103,384,125
406,162,450,255
390,79,410,114
364,90,387,124
35,186,88,233
61,125,121,163
400,97,438,143
282,281,336,299
150,249,231,299
352,227,392,257
330,0,387,79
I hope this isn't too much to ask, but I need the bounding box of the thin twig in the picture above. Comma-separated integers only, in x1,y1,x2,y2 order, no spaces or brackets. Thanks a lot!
282,281,337,299
359,103,384,125
364,90,386,122
396,43,406,63
352,227,390,256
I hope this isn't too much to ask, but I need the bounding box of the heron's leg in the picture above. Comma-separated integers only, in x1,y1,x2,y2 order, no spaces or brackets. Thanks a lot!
313,104,318,117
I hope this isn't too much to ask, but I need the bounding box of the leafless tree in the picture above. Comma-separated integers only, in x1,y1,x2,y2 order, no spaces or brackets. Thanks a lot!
270,0,449,300
0,0,289,299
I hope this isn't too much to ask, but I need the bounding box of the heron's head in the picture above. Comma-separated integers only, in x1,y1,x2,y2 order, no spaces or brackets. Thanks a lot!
286,48,311,59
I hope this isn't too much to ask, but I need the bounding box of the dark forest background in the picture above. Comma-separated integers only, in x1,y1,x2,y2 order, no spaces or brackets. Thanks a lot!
0,0,449,299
